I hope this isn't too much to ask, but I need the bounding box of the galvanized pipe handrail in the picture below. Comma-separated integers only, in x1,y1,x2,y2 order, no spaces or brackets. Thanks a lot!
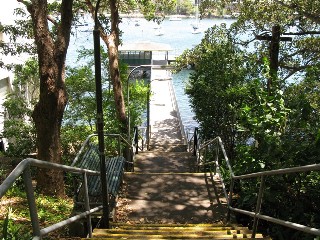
234,163,320,179
0,158,102,239
194,133,320,238
168,77,187,145
229,207,320,236
197,136,235,178
132,126,147,154
185,128,194,152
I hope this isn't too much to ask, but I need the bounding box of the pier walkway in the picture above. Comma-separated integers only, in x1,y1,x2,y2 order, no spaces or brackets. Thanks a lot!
118,67,229,224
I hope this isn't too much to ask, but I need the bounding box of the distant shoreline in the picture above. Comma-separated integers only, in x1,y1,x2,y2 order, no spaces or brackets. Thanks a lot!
119,13,237,20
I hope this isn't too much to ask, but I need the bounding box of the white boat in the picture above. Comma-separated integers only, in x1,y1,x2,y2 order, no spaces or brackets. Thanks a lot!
153,23,161,29
169,15,182,21
191,4,201,34
134,19,140,26
191,27,201,34
155,27,164,36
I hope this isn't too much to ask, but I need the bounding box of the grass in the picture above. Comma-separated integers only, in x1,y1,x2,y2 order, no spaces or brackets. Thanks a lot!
0,155,77,239
0,178,74,240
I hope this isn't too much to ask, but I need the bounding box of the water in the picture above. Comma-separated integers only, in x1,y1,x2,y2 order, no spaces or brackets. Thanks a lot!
67,17,236,131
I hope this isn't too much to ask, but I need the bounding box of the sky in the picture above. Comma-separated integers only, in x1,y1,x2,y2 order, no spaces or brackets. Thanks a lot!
0,1,29,77
0,0,24,25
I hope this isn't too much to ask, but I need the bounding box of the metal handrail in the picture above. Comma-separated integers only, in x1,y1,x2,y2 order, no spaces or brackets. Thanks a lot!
194,134,320,238
168,77,187,145
0,158,102,239
185,127,201,156
132,126,147,154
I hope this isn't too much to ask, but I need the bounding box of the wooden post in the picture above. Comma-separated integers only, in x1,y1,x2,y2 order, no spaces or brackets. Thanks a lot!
256,25,292,95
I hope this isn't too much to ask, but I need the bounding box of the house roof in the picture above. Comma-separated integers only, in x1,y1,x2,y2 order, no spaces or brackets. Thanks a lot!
119,41,173,52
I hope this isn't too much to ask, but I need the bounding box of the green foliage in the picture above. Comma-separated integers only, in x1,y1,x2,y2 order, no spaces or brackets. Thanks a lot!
177,0,194,15
63,46,148,159
138,0,176,23
176,24,254,158
0,186,73,240
1,58,38,157
1,207,30,240
176,4,320,238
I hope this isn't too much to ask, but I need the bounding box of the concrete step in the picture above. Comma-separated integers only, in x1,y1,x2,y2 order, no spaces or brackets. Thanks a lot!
87,223,271,239
149,143,188,152
121,172,228,223
134,151,196,173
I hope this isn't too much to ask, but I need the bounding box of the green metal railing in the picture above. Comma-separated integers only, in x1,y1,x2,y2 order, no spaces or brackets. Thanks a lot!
72,133,134,168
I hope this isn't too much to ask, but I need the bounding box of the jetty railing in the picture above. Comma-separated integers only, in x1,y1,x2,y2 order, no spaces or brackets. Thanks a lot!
194,135,320,238
168,77,187,145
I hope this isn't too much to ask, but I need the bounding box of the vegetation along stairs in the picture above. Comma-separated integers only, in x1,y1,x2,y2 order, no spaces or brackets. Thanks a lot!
84,70,270,239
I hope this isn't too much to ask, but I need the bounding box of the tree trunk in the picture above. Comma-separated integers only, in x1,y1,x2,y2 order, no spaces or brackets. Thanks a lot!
86,0,128,135
26,0,73,197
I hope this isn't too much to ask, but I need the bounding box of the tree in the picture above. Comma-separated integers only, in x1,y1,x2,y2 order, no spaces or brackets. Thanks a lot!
211,0,320,82
62,47,149,159
3,0,74,197
175,25,256,158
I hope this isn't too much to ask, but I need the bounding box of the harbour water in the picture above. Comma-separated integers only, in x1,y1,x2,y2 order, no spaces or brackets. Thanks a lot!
67,17,236,131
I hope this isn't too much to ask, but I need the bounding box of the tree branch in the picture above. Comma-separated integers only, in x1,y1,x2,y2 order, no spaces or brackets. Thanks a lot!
274,0,320,25
283,31,320,36
47,15,58,26
16,0,33,13
84,0,110,43
56,0,74,57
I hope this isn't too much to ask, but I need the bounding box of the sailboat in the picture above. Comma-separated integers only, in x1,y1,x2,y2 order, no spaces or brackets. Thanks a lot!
155,26,164,36
191,4,201,34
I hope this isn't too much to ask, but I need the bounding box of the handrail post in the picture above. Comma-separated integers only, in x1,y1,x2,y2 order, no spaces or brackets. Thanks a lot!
147,125,151,151
252,175,266,238
117,135,121,155
193,127,198,156
22,166,41,238
214,139,219,175
83,172,93,237
227,178,234,222
146,85,150,151
134,126,139,154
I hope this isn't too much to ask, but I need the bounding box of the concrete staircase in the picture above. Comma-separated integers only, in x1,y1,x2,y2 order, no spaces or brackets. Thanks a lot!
133,148,197,173
84,145,270,239
88,223,271,239
80,72,271,239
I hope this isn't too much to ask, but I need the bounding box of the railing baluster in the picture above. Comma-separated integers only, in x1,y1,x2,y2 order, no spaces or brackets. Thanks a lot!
134,126,139,154
227,178,234,222
83,172,92,238
193,127,198,156
117,135,121,155
214,139,219,175
252,175,266,238
22,166,41,238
